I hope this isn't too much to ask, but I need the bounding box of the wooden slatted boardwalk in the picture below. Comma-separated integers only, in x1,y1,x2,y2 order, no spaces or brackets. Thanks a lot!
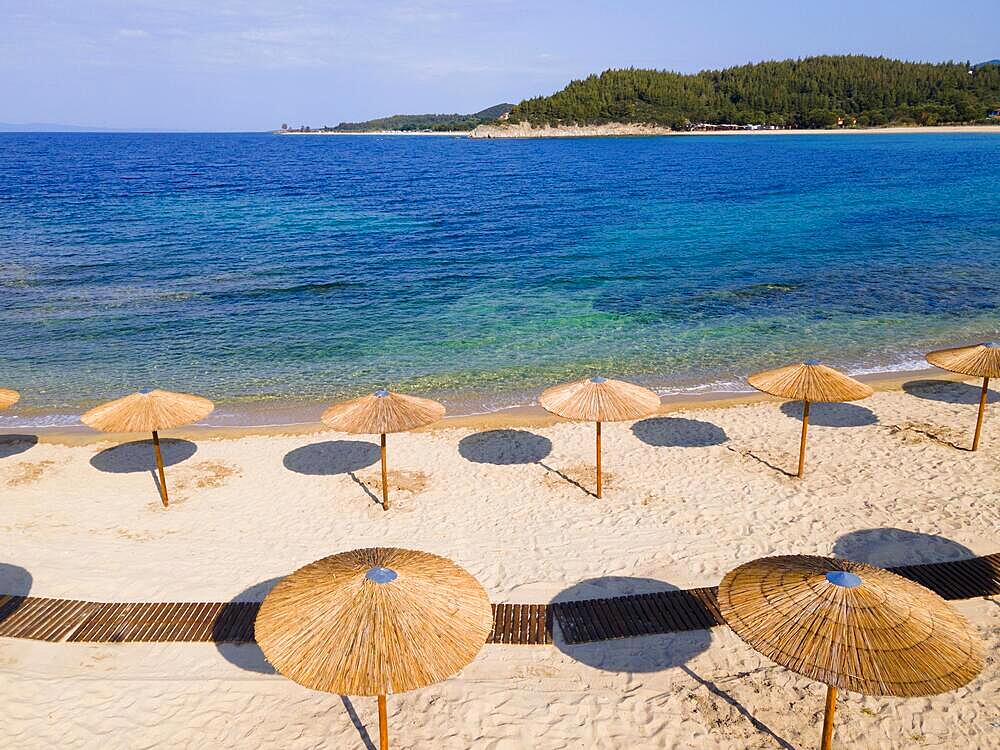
0,554,995,646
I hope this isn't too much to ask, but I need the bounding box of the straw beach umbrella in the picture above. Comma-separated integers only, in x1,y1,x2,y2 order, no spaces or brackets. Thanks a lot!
0,389,19,410
719,555,983,750
255,547,493,750
81,388,214,507
539,376,660,498
747,360,872,477
925,342,1000,451
322,389,445,510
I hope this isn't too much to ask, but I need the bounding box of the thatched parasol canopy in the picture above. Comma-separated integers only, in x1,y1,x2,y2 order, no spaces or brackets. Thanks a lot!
926,342,1000,379
719,554,983,697
322,389,445,435
321,390,445,510
539,376,659,499
925,342,1000,451
81,389,213,507
747,361,873,403
81,389,215,433
539,376,660,422
256,547,493,696
747,361,872,477
256,547,491,750
0,388,20,410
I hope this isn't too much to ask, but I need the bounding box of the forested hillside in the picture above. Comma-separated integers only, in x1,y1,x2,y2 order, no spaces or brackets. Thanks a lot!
331,103,514,132
507,56,1000,128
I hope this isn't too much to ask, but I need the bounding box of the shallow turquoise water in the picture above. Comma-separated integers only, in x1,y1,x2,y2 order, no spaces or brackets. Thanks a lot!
0,132,997,417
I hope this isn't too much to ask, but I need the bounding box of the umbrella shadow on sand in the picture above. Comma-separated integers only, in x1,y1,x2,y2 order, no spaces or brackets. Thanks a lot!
90,439,198,499
0,563,32,627
283,440,382,505
902,379,996,406
213,578,381,750
551,576,793,749
458,429,591,495
213,577,279,674
779,401,878,427
458,429,552,464
833,528,975,568
0,434,38,459
894,379,996,449
630,417,728,447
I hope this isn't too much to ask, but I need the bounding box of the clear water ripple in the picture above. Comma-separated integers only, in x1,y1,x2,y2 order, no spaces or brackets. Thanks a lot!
0,132,998,414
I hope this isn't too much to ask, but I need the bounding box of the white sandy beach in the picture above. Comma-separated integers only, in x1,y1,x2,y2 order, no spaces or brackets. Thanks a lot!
273,124,1000,138
468,123,1000,138
1,377,997,748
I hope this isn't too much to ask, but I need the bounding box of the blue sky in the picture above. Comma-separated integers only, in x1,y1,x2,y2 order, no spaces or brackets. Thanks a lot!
1,1,998,130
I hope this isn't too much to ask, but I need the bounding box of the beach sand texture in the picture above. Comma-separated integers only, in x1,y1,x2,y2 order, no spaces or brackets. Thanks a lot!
0,380,997,748
469,123,1000,138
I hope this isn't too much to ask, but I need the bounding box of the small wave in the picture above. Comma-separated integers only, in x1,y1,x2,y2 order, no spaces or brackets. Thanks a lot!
847,357,929,377
655,380,755,397
0,414,82,428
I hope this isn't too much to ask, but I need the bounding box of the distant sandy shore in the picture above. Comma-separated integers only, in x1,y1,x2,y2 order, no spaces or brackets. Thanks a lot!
272,123,1000,139
469,122,1000,138
0,372,996,748
270,124,1000,139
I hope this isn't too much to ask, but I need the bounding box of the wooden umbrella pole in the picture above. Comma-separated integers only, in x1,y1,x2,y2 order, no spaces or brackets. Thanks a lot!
378,694,389,750
595,421,602,498
820,685,837,750
972,376,989,452
797,400,810,478
380,433,389,511
151,430,169,507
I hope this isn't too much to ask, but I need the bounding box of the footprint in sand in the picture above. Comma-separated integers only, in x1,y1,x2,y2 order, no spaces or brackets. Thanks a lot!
113,527,175,541
4,459,58,487
887,421,968,449
541,464,615,495
357,470,429,505
147,460,241,508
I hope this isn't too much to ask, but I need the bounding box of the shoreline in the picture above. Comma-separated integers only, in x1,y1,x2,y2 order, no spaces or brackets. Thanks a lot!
270,124,1000,139
468,122,1000,139
0,366,971,444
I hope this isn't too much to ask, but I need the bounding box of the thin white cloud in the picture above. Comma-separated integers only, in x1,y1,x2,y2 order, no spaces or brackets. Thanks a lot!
2,1,550,74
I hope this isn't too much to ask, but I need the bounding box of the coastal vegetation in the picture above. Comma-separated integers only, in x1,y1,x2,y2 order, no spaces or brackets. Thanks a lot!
505,56,1000,129
316,103,513,132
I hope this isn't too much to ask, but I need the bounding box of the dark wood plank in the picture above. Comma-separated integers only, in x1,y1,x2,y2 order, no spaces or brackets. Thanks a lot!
79,602,129,642
601,597,630,639
689,587,724,626
493,603,508,644
487,603,498,643
212,602,246,642
613,596,644,637
67,601,117,642
177,602,211,641
7,598,65,639
0,595,27,629
650,592,688,632
37,600,98,642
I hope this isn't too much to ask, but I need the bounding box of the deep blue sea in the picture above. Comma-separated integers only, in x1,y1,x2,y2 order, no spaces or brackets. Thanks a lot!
1,132,998,422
